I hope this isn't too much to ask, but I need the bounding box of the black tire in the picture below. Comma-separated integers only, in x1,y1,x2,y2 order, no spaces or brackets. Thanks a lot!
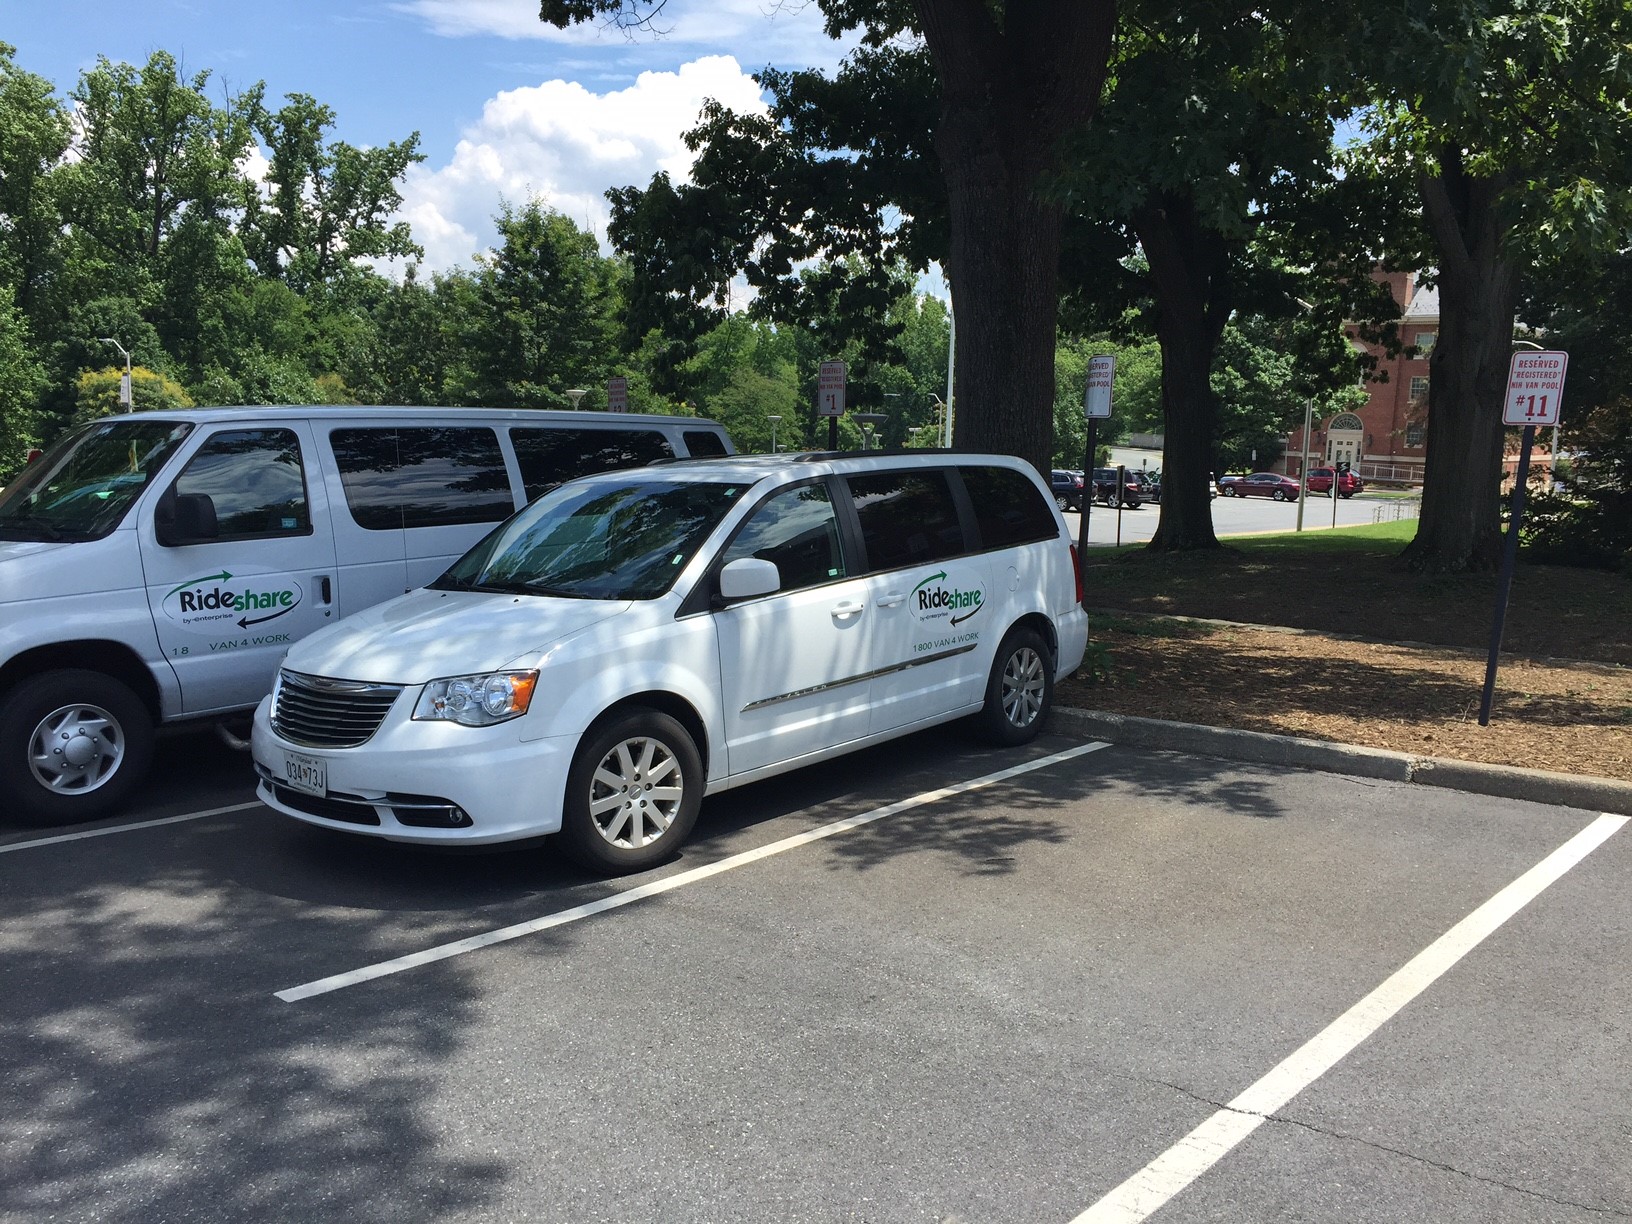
1340,491,1354,499
0,669,155,824
976,627,1054,746
1125,497,1143,510
1221,486,1235,497
1055,492,1073,513
1272,488,1288,501
559,708,702,874
1107,493,1121,509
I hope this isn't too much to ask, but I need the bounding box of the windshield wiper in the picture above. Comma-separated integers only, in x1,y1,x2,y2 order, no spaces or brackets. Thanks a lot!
0,515,67,541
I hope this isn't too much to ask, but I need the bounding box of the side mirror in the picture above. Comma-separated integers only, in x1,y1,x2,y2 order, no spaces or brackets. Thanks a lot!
155,490,219,546
717,557,780,602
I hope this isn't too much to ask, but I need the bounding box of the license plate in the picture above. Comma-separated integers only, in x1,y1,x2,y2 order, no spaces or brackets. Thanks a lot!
282,749,327,798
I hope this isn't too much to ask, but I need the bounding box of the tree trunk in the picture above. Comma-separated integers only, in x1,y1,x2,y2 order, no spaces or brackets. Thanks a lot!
1136,193,1231,551
1399,152,1519,573
913,0,1116,477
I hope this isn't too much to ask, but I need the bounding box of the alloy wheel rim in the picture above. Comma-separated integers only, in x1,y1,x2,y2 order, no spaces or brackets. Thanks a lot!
587,736,685,849
1001,647,1046,727
27,702,125,794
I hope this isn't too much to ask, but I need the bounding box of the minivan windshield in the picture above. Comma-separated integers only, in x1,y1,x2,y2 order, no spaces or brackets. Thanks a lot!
430,478,747,600
0,420,194,541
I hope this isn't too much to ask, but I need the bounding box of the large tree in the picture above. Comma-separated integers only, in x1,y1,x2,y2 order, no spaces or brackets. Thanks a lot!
542,0,1117,476
1331,0,1632,571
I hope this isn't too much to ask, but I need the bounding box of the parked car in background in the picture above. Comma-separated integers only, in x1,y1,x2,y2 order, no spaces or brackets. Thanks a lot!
1217,471,1301,501
1050,468,1085,512
1089,468,1145,509
1305,467,1365,498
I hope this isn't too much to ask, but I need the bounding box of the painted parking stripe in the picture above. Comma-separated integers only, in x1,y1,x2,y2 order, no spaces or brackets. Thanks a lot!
0,801,262,855
276,741,1112,1003
1073,811,1628,1224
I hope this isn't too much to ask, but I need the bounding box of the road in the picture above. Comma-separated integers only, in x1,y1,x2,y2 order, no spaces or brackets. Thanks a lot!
2,720,1625,1222
1070,490,1417,548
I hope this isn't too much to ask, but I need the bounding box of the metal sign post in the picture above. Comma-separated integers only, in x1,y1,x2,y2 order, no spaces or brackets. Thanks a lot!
606,376,628,412
818,360,846,451
1479,350,1568,725
1079,355,1115,566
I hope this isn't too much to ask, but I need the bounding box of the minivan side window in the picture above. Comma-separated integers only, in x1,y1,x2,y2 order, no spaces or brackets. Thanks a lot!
331,427,513,530
172,428,311,539
960,466,1056,549
719,482,848,593
682,429,729,457
509,426,674,501
847,469,966,571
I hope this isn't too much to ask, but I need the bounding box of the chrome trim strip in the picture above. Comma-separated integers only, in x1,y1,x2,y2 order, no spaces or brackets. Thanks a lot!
740,643,978,713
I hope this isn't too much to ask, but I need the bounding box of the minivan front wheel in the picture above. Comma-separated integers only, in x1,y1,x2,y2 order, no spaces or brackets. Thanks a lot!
560,709,702,874
976,628,1054,746
0,669,155,824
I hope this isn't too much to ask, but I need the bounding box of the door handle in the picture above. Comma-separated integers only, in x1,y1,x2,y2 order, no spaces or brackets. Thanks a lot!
830,599,865,619
317,575,332,604
877,591,908,608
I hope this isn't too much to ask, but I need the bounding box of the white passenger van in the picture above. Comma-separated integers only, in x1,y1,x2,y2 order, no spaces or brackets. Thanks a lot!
251,451,1088,873
0,405,733,822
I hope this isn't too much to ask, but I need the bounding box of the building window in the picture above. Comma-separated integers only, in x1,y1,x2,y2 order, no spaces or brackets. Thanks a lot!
1406,422,1426,448
1414,331,1436,355
1409,376,1429,403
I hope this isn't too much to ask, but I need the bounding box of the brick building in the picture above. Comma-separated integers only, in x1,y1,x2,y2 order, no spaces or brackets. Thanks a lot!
1282,269,1437,486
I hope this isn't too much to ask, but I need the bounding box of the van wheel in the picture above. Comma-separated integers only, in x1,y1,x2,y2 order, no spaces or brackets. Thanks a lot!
976,628,1054,746
560,709,702,875
0,670,155,824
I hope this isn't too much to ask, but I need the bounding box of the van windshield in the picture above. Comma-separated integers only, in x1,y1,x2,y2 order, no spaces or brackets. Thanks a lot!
430,478,746,600
0,420,194,541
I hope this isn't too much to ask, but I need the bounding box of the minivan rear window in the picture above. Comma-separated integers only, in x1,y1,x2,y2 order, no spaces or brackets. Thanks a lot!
509,426,674,501
330,427,513,530
847,470,966,571
682,429,729,457
960,466,1057,549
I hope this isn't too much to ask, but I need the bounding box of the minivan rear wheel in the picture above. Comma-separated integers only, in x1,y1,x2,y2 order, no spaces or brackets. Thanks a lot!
0,669,155,824
559,709,702,874
976,628,1054,746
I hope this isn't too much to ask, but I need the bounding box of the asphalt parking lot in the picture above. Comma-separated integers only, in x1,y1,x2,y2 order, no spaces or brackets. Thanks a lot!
1070,490,1414,547
2,724,1626,1223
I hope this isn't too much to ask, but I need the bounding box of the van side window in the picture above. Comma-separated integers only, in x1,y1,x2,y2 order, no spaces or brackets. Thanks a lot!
847,470,966,571
331,427,513,530
172,428,310,539
960,466,1056,548
682,429,729,457
509,427,674,501
719,483,847,593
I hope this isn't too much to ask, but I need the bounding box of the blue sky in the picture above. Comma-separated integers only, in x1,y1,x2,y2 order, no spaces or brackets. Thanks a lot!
7,0,856,274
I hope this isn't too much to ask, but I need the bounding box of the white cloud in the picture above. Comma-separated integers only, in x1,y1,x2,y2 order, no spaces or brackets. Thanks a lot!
395,55,768,273
402,0,839,63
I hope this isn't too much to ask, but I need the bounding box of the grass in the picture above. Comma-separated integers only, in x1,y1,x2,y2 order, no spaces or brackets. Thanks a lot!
1221,518,1418,554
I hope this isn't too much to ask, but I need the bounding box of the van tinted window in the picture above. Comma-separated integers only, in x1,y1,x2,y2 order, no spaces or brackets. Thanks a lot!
720,482,848,592
960,466,1056,549
331,427,513,530
509,426,674,501
174,428,311,539
682,429,729,458
847,469,965,571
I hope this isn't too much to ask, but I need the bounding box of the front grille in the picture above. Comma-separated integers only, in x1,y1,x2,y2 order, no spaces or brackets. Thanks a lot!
272,670,401,748
269,782,383,825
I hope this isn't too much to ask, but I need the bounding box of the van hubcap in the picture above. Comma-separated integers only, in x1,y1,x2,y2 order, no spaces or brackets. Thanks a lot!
1001,648,1046,727
29,703,124,793
587,736,685,849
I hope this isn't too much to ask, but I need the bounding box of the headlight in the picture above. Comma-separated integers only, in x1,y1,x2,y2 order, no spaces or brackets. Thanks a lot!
413,669,539,726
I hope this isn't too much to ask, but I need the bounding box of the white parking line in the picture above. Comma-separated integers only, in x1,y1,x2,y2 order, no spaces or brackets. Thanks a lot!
276,741,1112,1003
0,801,262,855
1072,811,1628,1224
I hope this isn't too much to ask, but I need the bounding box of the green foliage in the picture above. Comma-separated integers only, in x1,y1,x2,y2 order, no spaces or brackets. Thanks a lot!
0,292,44,472
0,43,70,319
72,365,193,424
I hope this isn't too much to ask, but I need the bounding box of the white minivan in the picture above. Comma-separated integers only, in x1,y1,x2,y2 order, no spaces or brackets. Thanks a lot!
0,405,733,822
251,452,1088,873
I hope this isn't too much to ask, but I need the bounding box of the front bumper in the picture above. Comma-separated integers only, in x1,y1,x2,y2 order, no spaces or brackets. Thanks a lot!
251,696,577,845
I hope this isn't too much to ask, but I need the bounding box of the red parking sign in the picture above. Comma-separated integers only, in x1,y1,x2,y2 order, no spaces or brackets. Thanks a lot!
1503,351,1567,426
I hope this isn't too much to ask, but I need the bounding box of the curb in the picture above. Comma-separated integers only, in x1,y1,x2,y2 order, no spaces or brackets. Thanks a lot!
1053,707,1632,816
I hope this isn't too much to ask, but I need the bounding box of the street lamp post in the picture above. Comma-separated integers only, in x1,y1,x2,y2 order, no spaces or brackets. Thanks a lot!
98,337,132,409
565,388,587,409
768,414,781,453
1294,398,1314,532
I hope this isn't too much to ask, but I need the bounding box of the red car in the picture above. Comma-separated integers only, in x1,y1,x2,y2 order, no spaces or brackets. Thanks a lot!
1216,472,1301,501
1304,467,1365,498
